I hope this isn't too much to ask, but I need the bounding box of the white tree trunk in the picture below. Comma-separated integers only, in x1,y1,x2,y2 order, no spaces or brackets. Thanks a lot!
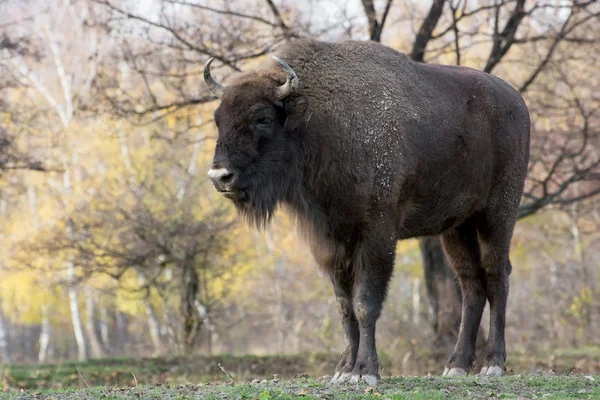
67,213,87,361
99,305,110,353
145,302,163,355
68,261,87,361
570,183,589,284
0,308,10,363
412,278,421,325
27,186,51,363
194,299,220,354
85,291,104,358
38,305,51,363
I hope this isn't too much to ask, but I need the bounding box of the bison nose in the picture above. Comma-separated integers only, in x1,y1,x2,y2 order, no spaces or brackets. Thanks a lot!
208,167,237,191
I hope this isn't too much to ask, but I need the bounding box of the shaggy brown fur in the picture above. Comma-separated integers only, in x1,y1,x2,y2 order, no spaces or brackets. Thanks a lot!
207,38,530,382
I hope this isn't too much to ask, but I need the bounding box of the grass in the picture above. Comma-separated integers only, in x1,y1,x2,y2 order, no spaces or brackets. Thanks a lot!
1,374,598,399
0,350,599,399
0,354,337,390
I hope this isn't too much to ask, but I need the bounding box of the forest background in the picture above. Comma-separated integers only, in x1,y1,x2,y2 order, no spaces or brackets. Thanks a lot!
0,0,599,378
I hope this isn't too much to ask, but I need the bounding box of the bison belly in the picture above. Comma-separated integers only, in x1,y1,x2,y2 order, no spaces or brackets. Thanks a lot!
394,157,492,239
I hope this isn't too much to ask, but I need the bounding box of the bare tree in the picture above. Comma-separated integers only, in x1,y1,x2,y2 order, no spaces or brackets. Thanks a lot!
1,0,117,361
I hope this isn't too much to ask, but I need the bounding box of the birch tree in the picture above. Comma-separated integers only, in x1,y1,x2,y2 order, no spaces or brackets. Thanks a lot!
2,0,114,361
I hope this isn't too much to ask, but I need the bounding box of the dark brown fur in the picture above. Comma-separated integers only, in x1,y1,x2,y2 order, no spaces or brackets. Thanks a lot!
208,39,530,380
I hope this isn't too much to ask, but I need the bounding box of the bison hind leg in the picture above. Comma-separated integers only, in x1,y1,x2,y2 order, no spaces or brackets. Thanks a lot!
441,217,486,376
474,194,520,377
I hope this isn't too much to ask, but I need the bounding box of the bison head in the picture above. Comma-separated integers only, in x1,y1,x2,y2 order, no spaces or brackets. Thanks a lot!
204,56,308,227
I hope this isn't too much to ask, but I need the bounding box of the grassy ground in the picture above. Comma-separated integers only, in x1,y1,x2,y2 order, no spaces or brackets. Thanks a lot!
0,354,337,390
0,350,599,399
2,347,599,391
1,374,598,399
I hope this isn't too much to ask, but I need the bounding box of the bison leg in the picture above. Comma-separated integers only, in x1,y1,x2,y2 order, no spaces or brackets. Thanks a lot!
441,218,486,377
348,237,395,385
330,272,360,383
475,205,517,377
479,253,510,377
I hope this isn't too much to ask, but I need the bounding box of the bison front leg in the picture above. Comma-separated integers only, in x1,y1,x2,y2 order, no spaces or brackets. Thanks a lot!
349,238,395,385
330,273,360,383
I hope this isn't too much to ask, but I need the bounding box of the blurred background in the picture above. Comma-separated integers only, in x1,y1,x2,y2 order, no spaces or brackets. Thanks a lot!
0,0,599,385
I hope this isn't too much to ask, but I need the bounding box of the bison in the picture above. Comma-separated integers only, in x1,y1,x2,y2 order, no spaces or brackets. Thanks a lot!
204,38,530,384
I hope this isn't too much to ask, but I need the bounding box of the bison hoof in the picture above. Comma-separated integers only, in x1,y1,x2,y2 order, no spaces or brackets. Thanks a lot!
349,374,378,385
331,372,352,384
331,372,340,383
442,367,468,377
480,365,504,377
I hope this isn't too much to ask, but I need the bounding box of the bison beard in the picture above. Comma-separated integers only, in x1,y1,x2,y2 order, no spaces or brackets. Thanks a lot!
231,163,292,229
205,39,530,383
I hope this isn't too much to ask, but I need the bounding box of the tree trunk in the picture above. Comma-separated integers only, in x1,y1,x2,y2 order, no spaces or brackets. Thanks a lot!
145,301,163,355
180,260,201,353
0,307,11,363
419,236,462,355
195,299,218,354
67,260,87,361
38,304,50,363
116,311,128,353
99,304,110,354
63,165,87,361
410,0,446,62
84,292,105,358
411,278,421,326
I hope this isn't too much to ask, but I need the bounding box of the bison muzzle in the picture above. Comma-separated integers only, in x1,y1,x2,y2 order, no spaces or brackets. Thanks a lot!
204,39,530,383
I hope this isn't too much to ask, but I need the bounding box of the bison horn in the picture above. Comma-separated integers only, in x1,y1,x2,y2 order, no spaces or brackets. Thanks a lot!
204,57,224,98
272,56,299,100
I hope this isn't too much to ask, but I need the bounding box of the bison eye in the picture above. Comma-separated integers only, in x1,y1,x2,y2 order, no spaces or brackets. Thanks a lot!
255,117,273,127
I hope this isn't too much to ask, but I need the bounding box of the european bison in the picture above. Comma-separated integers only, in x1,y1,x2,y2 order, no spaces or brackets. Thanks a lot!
204,39,530,383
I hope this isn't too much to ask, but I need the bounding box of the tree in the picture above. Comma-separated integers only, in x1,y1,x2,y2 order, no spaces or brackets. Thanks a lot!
15,107,249,353
1,0,118,360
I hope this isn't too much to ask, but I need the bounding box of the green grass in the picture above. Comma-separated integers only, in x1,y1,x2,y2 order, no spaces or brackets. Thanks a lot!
3,347,599,391
0,354,338,390
1,374,598,399
1,350,599,398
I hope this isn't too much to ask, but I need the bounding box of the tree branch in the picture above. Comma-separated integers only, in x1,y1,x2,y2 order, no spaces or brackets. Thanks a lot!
91,0,241,71
410,0,446,62
483,0,526,73
264,0,294,39
519,8,600,93
361,0,394,42
167,0,277,28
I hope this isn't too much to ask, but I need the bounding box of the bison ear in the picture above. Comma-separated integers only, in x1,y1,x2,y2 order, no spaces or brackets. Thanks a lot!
284,95,308,116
